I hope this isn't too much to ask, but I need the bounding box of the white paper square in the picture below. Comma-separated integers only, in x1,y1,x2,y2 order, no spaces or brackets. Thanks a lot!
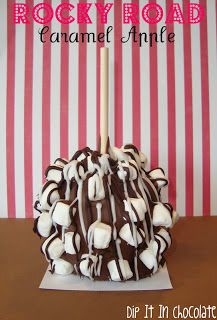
39,263,173,291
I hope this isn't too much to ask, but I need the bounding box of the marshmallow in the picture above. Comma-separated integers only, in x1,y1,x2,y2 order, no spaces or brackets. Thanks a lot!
54,157,68,167
77,153,86,161
64,232,81,254
80,254,101,278
46,238,65,260
119,223,145,247
148,168,167,188
94,222,112,249
155,234,167,254
52,201,71,227
121,145,141,167
157,228,171,248
45,165,63,183
124,198,147,222
107,259,133,281
153,203,172,228
139,240,159,273
41,230,58,259
88,174,105,201
53,258,73,275
111,147,129,161
40,181,60,211
64,160,85,183
37,211,53,237
88,221,112,249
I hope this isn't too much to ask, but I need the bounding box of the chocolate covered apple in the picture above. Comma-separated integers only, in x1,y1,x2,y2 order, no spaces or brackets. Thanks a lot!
33,47,178,282
33,143,178,281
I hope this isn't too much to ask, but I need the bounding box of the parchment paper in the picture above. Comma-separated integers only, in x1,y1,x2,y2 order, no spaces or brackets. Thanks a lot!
39,263,173,291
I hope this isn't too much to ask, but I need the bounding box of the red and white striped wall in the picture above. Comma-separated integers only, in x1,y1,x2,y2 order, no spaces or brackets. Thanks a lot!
0,0,217,218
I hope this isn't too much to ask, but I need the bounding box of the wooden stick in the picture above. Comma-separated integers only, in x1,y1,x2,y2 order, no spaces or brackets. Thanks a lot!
100,47,109,154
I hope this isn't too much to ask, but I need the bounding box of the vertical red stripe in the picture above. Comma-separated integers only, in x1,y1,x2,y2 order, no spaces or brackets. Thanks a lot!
24,0,33,218
60,0,69,158
183,1,193,217
96,0,104,148
114,1,123,147
166,0,176,208
6,1,16,218
132,0,141,149
149,0,158,168
42,0,51,180
200,0,210,216
78,0,87,149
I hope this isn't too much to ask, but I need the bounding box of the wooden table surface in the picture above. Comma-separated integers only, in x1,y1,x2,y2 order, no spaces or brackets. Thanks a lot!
0,217,217,320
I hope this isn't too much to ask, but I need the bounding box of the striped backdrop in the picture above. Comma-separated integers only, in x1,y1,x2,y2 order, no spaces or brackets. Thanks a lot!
0,0,217,218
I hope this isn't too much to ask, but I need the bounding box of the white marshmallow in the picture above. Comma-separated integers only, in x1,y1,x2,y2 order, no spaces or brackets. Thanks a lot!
41,230,57,255
64,160,84,183
53,258,73,275
157,228,171,248
88,174,105,201
119,223,145,247
54,158,68,167
121,147,141,167
94,222,112,249
107,259,133,281
37,211,53,237
52,202,71,227
155,235,167,254
40,182,60,211
124,198,147,222
88,221,112,249
148,168,167,188
139,240,159,273
46,166,63,183
79,254,100,278
47,238,65,259
111,147,129,161
153,203,172,228
64,232,81,254
77,153,86,161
